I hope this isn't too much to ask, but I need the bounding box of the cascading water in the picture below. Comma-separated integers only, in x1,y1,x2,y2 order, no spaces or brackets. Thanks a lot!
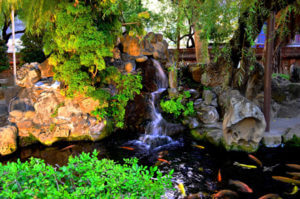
127,59,182,151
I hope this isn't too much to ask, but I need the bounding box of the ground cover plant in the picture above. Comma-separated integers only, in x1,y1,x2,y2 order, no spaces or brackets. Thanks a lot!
0,150,174,198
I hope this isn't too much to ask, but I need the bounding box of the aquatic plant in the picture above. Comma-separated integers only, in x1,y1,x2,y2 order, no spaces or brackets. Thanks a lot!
0,150,174,198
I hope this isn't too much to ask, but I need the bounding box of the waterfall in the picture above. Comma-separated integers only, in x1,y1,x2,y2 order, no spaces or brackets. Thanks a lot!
127,59,182,151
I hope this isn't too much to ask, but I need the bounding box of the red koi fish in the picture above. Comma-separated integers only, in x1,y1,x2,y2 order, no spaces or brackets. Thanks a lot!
217,169,222,182
119,146,135,151
229,179,253,193
60,144,76,151
158,158,170,164
258,193,282,199
213,189,238,199
248,154,263,167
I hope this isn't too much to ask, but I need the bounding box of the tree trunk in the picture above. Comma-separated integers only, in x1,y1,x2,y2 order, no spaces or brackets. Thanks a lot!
11,9,17,85
193,25,209,64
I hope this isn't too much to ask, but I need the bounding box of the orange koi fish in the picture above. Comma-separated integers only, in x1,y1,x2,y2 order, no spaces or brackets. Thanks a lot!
258,193,282,199
229,179,253,193
119,146,135,151
217,169,222,182
286,164,300,170
60,144,76,151
248,154,263,167
213,189,238,199
272,176,300,185
158,158,170,164
286,172,300,178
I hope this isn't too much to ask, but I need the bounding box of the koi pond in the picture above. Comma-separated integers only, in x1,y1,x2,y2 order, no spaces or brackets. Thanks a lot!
1,132,299,199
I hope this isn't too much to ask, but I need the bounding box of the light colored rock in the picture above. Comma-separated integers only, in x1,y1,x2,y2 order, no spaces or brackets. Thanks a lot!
16,120,33,129
196,105,219,124
263,131,282,147
33,91,61,124
283,124,300,141
38,59,54,78
202,90,217,106
78,97,99,114
222,90,266,151
24,111,35,119
0,125,17,155
16,63,41,88
9,110,24,119
135,56,148,63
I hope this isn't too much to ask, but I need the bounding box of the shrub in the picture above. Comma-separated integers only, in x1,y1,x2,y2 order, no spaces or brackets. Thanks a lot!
0,150,173,198
160,91,195,118
19,32,46,64
0,39,9,72
272,73,290,80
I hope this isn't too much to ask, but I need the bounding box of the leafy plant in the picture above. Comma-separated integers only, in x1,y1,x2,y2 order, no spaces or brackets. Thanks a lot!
0,150,174,198
160,91,195,118
272,73,290,80
19,32,46,64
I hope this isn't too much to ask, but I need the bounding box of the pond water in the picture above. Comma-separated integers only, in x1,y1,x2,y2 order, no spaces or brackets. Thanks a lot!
1,133,299,199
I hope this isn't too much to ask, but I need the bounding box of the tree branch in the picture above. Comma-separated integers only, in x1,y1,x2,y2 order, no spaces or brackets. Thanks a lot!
229,0,297,68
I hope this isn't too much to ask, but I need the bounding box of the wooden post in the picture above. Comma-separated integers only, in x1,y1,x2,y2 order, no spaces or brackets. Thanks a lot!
12,9,17,86
264,11,275,132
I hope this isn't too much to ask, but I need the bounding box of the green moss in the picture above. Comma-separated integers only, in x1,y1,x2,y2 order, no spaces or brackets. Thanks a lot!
283,135,300,147
272,73,290,80
51,102,64,118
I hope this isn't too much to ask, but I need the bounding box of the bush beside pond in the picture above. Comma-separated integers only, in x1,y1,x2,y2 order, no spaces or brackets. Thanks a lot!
0,151,173,198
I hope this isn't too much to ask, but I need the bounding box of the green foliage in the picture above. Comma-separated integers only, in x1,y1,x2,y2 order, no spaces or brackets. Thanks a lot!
92,69,143,128
160,91,195,118
40,1,144,128
20,32,46,64
0,40,9,72
272,73,290,80
0,150,174,198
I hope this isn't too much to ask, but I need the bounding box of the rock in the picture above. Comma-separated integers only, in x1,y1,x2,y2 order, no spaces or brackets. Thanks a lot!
9,98,35,112
77,97,99,114
0,125,17,155
283,124,300,142
137,59,158,92
202,90,217,106
222,90,266,152
125,94,149,132
182,117,200,129
191,123,223,146
135,56,148,63
33,91,61,124
125,62,135,73
245,62,264,100
16,120,33,129
16,63,41,88
196,105,219,124
187,89,200,100
276,99,300,118
9,110,24,119
189,64,203,83
112,47,121,59
120,35,141,56
38,59,54,78
201,62,232,87
262,131,282,147
24,111,35,119
290,63,300,82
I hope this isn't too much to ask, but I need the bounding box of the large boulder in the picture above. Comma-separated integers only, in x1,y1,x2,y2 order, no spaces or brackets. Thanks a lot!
196,105,219,124
0,125,17,155
16,63,41,88
222,90,266,152
120,35,141,57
